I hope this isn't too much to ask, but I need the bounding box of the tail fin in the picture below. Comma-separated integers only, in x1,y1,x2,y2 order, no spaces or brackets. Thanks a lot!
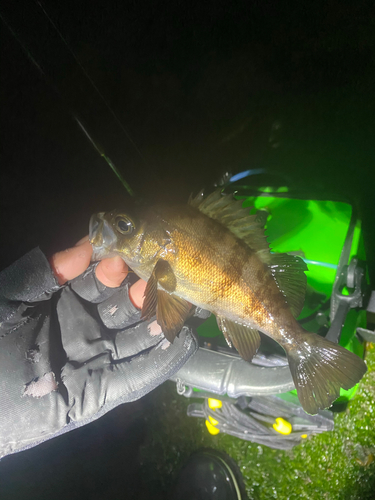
285,332,367,415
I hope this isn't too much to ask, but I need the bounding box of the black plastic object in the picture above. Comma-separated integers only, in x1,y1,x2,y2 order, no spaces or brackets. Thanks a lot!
171,449,247,500
187,395,334,450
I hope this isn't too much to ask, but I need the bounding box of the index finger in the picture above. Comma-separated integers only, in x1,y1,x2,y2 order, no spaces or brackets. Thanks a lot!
50,238,92,285
95,256,129,288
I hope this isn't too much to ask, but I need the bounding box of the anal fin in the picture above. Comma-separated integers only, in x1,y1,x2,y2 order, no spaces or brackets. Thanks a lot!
217,316,260,362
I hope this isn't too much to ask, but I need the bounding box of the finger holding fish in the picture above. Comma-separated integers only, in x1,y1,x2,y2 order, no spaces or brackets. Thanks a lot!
50,237,154,339
89,189,367,415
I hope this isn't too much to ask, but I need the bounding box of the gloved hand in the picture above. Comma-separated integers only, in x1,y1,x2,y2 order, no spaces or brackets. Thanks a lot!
0,239,200,459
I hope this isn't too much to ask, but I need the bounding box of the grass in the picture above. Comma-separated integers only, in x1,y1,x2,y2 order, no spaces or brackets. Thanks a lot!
140,343,375,499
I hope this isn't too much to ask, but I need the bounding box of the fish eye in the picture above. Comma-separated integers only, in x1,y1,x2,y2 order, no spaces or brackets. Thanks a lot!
115,216,134,235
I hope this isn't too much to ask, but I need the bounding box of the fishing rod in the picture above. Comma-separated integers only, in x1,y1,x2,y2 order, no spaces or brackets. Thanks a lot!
35,1,149,173
0,5,147,198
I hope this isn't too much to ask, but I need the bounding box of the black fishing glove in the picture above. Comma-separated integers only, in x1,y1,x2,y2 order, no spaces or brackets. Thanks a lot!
0,248,199,459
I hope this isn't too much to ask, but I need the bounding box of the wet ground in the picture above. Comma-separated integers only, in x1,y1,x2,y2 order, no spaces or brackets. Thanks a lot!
1,1,375,498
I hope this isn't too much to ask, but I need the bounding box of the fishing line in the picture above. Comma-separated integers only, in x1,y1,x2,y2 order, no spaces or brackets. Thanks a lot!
75,117,135,197
0,12,47,79
0,9,137,197
35,0,149,171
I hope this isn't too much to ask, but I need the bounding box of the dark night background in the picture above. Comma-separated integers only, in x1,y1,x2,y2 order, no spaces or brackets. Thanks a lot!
1,1,375,498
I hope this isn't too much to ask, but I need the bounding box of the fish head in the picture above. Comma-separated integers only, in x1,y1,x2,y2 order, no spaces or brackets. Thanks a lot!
89,209,145,267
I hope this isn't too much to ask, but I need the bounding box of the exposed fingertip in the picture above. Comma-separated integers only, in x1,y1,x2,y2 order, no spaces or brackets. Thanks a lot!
75,235,89,246
106,255,127,274
129,279,147,309
50,241,93,285
148,320,163,337
161,338,171,350
96,256,128,288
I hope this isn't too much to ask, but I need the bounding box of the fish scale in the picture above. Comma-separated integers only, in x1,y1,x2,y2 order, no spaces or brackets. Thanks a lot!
169,223,284,338
89,190,367,415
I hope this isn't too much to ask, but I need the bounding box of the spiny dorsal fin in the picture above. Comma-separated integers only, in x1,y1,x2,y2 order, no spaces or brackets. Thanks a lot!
189,189,270,260
190,190,308,318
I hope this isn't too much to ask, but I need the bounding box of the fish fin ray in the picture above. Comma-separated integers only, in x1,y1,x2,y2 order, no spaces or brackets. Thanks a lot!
188,189,205,208
141,258,176,320
189,189,271,259
156,291,192,343
217,316,260,361
141,259,188,341
269,253,308,318
190,191,308,317
285,332,367,415
141,274,158,321
216,316,232,348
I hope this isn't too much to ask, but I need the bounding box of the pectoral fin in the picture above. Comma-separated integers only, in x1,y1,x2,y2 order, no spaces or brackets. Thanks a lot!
141,259,191,343
156,291,192,342
217,316,261,362
141,259,177,320
141,272,158,320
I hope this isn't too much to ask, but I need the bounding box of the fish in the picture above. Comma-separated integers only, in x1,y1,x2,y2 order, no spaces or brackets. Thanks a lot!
89,190,367,414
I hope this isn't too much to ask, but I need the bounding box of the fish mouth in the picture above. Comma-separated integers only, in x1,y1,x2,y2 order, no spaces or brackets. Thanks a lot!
89,213,117,261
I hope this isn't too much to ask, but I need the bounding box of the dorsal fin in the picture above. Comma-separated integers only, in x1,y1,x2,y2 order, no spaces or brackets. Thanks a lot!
189,189,270,261
189,190,308,318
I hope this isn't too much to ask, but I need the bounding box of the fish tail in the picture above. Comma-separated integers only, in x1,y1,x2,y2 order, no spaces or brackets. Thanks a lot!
284,331,367,415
